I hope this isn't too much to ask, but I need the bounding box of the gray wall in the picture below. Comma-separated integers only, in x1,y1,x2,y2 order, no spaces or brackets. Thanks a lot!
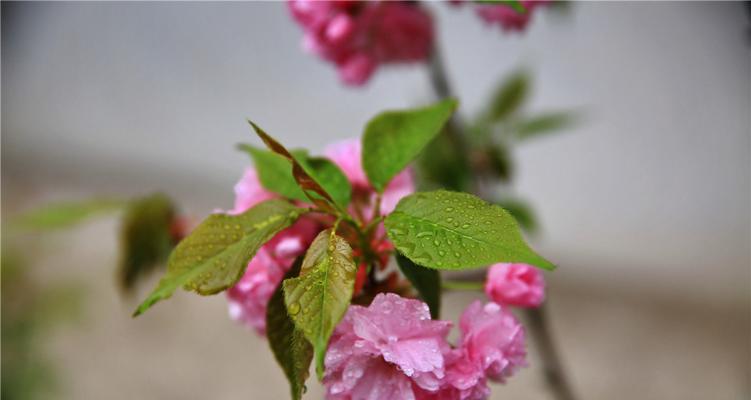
3,2,750,308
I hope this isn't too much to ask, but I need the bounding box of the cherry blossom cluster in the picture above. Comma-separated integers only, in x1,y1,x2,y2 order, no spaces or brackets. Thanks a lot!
225,136,546,399
473,0,550,33
287,0,551,85
323,294,526,400
288,1,434,85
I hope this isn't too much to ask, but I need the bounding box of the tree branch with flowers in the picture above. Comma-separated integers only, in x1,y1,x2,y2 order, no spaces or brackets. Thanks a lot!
14,1,579,399
134,97,555,400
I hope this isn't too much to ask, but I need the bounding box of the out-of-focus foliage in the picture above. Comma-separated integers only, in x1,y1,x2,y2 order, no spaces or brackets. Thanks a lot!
474,0,525,13
514,112,577,141
118,193,178,292
13,199,124,231
396,254,441,319
483,70,530,124
1,247,82,400
418,127,471,191
416,69,577,214
11,193,182,294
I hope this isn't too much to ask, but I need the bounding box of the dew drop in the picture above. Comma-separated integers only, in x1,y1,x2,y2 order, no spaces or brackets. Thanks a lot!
288,302,301,315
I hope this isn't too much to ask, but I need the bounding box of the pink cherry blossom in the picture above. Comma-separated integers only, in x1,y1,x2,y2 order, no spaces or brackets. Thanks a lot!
420,348,491,400
226,247,285,335
457,301,527,383
324,138,415,217
288,1,434,85
475,1,549,33
485,263,545,308
324,296,528,400
231,167,276,215
418,301,526,400
323,293,452,400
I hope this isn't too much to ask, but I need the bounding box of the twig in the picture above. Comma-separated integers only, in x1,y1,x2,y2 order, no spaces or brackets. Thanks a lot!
428,43,469,158
426,31,578,400
442,280,485,291
525,304,577,400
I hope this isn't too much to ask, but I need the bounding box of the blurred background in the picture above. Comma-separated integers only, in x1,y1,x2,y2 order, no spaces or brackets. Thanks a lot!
2,2,750,399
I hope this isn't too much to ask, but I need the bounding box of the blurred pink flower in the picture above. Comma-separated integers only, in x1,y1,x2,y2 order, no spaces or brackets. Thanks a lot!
288,0,434,85
323,293,453,399
470,0,549,33
485,263,545,308
231,167,276,215
324,138,414,217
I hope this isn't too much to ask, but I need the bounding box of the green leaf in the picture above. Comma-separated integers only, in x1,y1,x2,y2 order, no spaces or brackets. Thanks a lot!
396,254,441,319
362,98,458,192
248,121,343,214
283,229,356,380
485,70,529,123
474,0,526,13
134,200,305,316
497,198,538,233
299,157,352,209
385,190,554,270
238,144,307,200
416,127,471,192
13,199,124,231
118,193,177,292
515,112,576,141
486,143,514,182
267,258,313,400
239,145,351,208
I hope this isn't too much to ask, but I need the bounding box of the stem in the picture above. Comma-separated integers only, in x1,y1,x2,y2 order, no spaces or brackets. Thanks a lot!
525,304,577,400
429,44,469,157
373,191,383,221
426,27,578,400
441,280,484,291
429,43,454,100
